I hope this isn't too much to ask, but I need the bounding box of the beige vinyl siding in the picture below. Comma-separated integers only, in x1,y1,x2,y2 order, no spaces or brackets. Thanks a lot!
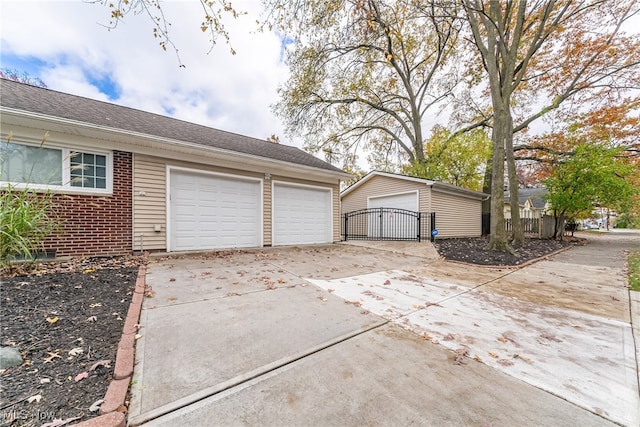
341,175,431,213
431,190,481,238
133,154,167,251
272,175,340,243
133,155,341,250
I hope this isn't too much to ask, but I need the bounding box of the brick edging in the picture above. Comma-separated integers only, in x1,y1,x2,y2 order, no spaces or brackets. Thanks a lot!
441,243,578,270
74,256,148,427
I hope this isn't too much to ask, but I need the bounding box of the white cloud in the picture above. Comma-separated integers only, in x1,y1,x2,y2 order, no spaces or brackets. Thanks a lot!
0,0,291,144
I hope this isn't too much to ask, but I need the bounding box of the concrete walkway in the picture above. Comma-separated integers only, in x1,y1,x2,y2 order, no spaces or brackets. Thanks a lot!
128,232,638,426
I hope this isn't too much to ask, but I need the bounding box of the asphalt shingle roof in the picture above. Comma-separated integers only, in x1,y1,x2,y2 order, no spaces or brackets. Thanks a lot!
504,187,548,209
0,79,344,174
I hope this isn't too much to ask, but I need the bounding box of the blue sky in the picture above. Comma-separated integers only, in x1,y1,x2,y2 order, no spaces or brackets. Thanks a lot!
0,0,291,143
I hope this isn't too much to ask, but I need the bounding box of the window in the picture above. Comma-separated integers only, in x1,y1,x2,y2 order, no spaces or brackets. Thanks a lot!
0,143,62,185
70,152,108,189
1,142,112,193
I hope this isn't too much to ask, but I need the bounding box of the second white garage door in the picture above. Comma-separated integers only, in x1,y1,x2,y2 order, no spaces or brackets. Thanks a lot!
273,183,332,245
169,170,261,251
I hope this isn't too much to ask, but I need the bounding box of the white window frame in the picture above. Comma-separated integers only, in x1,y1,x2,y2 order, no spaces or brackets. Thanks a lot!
0,141,113,195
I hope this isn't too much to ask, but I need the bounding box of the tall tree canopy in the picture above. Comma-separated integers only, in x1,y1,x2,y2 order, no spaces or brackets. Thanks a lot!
460,0,640,249
273,0,464,171
404,126,491,191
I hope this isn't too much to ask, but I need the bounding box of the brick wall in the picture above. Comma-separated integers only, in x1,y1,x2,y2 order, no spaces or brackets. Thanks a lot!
43,151,133,257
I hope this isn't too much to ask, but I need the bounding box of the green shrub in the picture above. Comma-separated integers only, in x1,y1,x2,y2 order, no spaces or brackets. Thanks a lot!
0,184,57,265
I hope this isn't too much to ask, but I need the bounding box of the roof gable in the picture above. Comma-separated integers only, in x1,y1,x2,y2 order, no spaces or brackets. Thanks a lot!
341,170,488,200
0,79,346,176
504,187,548,209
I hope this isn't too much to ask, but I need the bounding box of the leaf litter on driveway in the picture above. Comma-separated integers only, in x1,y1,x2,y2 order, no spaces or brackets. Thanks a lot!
306,269,638,427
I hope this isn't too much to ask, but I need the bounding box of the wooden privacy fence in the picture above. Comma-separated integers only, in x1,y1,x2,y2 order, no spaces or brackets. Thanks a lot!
504,215,569,238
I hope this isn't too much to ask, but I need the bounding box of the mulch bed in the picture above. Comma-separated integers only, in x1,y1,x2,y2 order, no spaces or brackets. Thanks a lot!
0,256,144,427
434,236,580,266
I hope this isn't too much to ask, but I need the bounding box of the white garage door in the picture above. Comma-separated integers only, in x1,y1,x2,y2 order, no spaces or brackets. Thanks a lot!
367,192,418,239
273,183,332,245
170,171,261,251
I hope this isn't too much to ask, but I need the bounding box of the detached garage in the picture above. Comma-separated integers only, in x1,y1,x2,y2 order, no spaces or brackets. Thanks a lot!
341,171,489,239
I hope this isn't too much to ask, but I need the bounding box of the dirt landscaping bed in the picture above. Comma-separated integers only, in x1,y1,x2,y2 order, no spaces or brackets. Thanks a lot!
0,256,144,426
434,236,580,266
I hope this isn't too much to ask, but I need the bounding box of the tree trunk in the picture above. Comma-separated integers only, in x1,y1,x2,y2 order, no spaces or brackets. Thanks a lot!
505,127,523,244
487,107,508,251
482,154,492,214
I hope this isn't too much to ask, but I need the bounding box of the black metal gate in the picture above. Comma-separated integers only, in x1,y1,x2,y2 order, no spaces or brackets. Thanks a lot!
342,208,436,242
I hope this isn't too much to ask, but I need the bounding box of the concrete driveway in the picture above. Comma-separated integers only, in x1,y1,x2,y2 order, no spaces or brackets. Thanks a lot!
128,232,639,426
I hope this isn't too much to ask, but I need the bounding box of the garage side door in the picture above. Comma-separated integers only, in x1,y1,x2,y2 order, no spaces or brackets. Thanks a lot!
170,171,261,251
273,183,332,245
367,192,418,239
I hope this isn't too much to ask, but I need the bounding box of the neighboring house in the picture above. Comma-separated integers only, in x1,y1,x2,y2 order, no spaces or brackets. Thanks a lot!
340,171,489,238
504,187,550,219
0,79,350,257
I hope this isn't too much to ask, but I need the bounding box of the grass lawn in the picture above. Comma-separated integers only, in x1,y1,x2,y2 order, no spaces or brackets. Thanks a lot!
629,250,640,292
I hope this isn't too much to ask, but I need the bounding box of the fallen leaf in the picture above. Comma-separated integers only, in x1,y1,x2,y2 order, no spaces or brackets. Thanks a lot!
68,347,83,357
83,268,96,274
43,352,61,363
473,355,483,363
454,348,468,365
497,336,508,343
28,394,42,403
383,279,391,285
422,332,431,340
514,354,533,364
488,352,499,358
90,360,111,371
135,334,142,340
74,371,89,382
46,316,59,324
89,399,104,412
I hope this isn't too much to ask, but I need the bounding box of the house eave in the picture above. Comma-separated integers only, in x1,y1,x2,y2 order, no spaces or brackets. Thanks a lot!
1,108,352,182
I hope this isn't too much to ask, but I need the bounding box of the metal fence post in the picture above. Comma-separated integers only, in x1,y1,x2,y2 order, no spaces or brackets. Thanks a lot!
430,212,436,242
344,214,348,241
